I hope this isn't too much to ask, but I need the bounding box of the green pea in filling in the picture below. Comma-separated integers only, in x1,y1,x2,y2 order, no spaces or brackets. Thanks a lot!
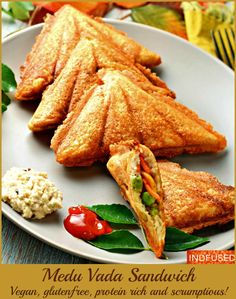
142,192,155,206
131,175,143,192
131,173,159,218
142,191,159,217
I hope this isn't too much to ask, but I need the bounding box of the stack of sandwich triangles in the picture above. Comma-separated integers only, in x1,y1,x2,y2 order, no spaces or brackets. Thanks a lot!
15,5,226,166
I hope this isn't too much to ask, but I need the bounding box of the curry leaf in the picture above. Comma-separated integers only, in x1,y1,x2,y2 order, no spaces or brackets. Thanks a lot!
2,63,17,93
165,227,210,251
88,230,145,253
87,204,137,225
86,204,210,253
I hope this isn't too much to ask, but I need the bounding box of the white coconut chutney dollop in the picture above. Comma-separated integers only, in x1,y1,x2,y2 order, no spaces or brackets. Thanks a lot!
2,167,63,219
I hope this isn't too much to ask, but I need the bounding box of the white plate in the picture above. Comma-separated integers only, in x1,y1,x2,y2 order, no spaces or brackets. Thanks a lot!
2,21,234,264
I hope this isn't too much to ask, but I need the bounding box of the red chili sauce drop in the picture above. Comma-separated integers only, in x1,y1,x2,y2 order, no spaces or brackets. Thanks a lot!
64,206,112,241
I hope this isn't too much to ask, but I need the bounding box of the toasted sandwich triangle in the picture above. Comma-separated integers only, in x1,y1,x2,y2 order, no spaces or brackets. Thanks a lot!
51,84,110,166
103,71,226,157
158,160,234,233
51,70,226,166
15,5,161,101
28,38,173,132
16,6,80,101
28,39,98,131
107,143,234,238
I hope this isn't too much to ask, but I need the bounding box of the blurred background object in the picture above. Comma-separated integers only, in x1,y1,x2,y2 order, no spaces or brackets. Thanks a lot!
2,2,34,21
30,2,111,24
115,2,146,8
182,2,234,57
131,4,187,39
211,25,235,69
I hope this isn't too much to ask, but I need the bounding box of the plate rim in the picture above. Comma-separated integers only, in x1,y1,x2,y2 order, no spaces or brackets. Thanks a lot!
3,208,234,264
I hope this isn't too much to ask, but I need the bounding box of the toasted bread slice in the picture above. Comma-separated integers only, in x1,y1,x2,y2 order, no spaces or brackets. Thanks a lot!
28,39,173,132
51,70,226,166
15,5,161,101
158,160,234,233
28,39,98,131
15,6,80,101
76,13,161,67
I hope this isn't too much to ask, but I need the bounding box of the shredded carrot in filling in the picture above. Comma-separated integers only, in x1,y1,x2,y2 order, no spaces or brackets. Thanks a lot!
136,163,141,173
137,149,161,204
141,171,156,191
140,155,152,174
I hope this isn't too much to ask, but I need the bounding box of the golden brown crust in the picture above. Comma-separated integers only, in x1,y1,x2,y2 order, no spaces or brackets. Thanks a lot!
53,10,81,78
15,5,161,101
135,63,175,98
15,6,80,101
89,15,161,67
51,85,110,166
158,160,234,233
28,37,172,132
19,14,55,79
50,85,99,153
28,40,98,131
51,70,226,166
108,147,234,237
180,216,234,233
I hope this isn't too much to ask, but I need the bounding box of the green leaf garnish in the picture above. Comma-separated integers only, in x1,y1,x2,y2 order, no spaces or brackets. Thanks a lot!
2,103,7,113
88,230,145,253
2,91,11,105
86,204,210,253
165,227,210,251
2,2,34,21
2,92,11,112
87,204,137,225
2,64,16,113
2,63,17,93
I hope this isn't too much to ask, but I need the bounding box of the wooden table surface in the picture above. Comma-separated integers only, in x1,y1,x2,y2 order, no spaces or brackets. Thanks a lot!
2,216,96,264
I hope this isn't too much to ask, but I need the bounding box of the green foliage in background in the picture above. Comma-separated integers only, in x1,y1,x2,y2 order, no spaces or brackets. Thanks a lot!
2,2,34,21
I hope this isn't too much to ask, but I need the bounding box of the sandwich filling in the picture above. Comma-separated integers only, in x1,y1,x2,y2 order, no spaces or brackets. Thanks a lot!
123,144,166,257
131,153,161,218
107,142,166,257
